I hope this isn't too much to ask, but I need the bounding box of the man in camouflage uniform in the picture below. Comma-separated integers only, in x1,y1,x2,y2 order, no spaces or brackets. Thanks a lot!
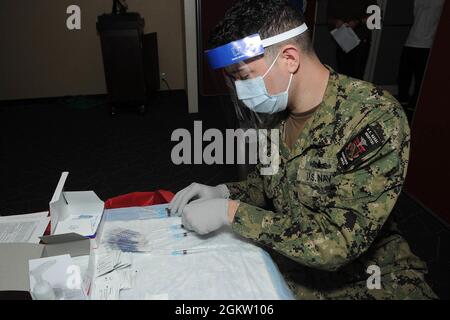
169,0,437,299
223,68,436,299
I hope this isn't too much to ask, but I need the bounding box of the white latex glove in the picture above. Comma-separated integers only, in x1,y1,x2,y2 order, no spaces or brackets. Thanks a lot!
169,183,229,215
182,199,229,235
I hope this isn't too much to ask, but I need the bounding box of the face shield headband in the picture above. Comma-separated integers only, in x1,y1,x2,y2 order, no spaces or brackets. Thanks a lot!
205,24,309,70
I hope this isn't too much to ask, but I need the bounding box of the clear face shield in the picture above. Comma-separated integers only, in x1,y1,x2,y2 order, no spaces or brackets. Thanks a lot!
205,24,308,129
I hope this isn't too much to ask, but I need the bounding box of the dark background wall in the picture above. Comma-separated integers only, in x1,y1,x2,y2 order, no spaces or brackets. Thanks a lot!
0,0,186,101
405,0,450,225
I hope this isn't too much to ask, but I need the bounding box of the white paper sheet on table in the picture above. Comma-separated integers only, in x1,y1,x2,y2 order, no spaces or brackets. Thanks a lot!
0,211,49,244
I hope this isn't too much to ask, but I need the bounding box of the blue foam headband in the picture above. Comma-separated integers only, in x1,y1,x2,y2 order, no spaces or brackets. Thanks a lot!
205,34,265,70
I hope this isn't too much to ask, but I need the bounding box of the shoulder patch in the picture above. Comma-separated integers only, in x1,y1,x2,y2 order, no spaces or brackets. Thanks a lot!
337,124,385,171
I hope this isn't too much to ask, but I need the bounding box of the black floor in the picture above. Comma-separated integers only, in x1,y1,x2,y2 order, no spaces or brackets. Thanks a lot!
0,91,449,299
0,92,238,213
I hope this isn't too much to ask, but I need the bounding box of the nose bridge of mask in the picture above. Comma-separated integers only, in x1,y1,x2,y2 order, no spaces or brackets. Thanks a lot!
235,77,267,99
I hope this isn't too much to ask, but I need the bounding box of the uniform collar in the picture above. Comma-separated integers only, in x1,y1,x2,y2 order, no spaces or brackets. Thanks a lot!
279,66,340,160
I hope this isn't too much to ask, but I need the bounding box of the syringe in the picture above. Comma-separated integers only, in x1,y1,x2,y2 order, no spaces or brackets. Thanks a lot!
170,247,211,256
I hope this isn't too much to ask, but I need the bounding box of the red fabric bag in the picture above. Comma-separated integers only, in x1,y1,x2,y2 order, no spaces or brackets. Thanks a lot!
104,190,174,209
44,190,174,235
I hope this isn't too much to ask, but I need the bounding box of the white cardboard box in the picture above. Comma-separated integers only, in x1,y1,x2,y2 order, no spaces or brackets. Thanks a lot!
49,172,105,248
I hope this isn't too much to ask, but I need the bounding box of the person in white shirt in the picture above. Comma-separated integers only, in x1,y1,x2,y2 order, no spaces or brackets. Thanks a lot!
398,0,445,110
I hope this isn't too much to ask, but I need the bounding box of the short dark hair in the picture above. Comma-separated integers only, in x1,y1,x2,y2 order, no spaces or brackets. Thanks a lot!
209,0,313,58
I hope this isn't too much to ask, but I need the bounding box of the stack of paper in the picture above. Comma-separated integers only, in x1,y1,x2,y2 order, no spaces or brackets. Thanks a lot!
0,211,49,244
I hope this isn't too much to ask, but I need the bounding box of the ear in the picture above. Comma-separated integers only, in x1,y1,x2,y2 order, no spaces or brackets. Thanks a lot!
280,45,301,74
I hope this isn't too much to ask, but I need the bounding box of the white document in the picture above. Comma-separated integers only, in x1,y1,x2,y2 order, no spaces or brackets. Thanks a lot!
90,269,136,300
330,25,361,53
82,248,133,299
92,249,131,277
0,211,49,244
91,272,121,300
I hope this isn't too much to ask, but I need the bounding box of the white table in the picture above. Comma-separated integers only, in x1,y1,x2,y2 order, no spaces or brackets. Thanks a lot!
76,204,294,300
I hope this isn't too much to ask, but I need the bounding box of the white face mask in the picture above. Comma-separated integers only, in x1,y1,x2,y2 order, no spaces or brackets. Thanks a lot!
235,52,293,114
